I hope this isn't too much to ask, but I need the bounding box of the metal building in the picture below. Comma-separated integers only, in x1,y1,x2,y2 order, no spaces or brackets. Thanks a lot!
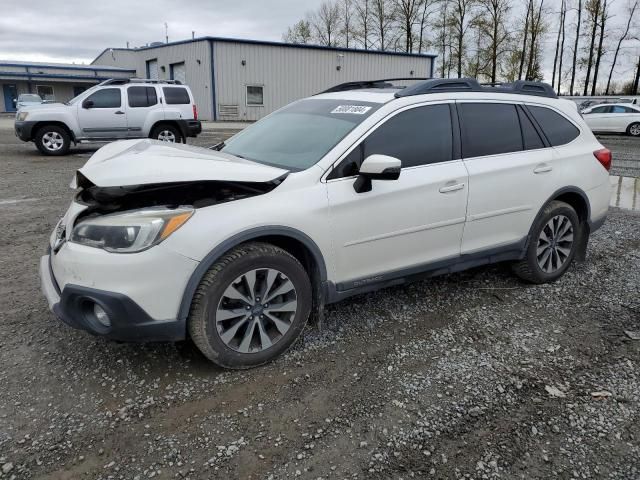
0,61,135,112
93,37,436,121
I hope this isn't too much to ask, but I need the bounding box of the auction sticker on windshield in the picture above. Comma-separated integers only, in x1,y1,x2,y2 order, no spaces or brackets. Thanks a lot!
331,105,373,114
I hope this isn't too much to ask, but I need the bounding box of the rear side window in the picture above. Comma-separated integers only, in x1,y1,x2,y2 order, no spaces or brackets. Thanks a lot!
460,103,522,158
128,87,158,108
85,88,121,108
517,107,545,150
163,87,190,104
528,106,579,146
328,104,453,179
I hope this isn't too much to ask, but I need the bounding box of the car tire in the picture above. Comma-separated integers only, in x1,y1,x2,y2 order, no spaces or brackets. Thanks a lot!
512,200,581,284
188,242,312,369
627,122,640,137
150,124,182,143
35,125,71,156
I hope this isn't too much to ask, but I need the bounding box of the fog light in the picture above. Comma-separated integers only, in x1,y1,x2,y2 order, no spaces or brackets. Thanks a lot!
93,304,111,328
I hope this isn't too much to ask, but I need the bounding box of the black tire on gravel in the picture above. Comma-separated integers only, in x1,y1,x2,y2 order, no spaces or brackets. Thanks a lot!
150,124,182,143
34,125,71,156
512,200,581,284
627,122,640,137
187,242,312,369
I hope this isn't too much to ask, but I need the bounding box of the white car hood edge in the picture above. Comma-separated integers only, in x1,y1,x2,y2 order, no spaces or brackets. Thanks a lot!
76,139,289,188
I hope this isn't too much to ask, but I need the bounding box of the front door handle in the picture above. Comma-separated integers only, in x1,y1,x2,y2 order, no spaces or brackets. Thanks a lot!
533,164,552,174
114,111,125,115
439,182,465,193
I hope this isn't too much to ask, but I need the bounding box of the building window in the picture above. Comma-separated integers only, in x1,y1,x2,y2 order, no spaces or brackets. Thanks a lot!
246,85,264,106
36,85,54,101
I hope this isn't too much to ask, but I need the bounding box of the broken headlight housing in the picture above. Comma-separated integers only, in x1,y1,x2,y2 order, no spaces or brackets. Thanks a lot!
70,207,193,253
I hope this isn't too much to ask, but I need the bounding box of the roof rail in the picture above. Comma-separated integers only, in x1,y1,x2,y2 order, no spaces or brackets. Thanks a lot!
320,77,432,94
99,78,183,86
395,78,557,99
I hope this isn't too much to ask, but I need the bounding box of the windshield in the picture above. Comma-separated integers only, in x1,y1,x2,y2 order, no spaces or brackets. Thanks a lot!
18,94,42,103
66,85,100,105
222,98,381,170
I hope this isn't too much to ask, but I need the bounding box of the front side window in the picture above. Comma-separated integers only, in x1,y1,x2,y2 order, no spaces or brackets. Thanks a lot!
528,105,579,146
128,86,158,108
329,104,453,179
247,85,264,106
85,88,121,108
222,98,381,171
589,105,609,114
460,103,522,158
162,87,190,104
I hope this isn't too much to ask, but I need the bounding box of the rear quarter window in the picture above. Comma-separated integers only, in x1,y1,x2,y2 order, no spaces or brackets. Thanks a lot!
528,106,580,146
162,87,190,105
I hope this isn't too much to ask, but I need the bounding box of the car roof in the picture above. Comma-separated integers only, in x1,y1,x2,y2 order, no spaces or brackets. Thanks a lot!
586,103,640,110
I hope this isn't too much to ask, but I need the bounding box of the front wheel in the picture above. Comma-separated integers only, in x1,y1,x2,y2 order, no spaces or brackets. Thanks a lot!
35,125,71,156
150,124,182,143
188,242,312,369
512,200,581,284
627,122,640,137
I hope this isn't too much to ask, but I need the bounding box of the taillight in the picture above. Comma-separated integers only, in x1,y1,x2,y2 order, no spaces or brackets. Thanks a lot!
593,148,612,171
192,104,198,120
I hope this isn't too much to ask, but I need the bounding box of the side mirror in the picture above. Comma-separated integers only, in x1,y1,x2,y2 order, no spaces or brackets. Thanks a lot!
353,154,401,193
82,99,94,109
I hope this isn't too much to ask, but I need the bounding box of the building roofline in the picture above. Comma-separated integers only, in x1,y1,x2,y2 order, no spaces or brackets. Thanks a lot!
0,61,136,73
92,36,438,63
0,71,119,82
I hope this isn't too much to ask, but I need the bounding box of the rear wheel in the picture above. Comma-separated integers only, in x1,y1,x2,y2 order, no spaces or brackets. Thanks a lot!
188,242,312,369
151,124,182,143
627,122,640,137
512,200,581,284
35,125,70,156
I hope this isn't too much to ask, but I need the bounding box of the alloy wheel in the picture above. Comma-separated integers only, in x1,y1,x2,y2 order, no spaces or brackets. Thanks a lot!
42,131,64,151
215,268,298,354
536,214,574,273
630,124,640,136
157,130,176,142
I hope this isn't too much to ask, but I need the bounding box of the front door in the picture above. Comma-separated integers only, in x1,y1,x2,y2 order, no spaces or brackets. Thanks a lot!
326,103,469,290
76,87,127,138
3,84,17,112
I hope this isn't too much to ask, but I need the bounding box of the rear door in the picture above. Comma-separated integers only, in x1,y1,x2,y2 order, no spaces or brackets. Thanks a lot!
125,86,159,137
458,101,555,254
76,87,127,138
326,102,469,288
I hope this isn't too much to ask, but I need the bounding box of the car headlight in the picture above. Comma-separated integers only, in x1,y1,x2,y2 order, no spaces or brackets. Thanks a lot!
70,207,193,253
16,112,28,121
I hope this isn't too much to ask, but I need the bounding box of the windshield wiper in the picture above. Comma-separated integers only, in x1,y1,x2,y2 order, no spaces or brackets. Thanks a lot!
209,141,225,151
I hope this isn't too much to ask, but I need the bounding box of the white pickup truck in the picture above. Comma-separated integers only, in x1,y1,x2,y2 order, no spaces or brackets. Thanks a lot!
15,78,202,155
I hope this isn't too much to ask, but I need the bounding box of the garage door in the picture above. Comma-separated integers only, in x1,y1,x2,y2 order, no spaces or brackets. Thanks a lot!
171,62,186,84
146,59,158,80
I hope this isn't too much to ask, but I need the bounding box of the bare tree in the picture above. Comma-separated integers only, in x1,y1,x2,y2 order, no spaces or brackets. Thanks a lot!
633,55,640,94
518,0,532,80
476,0,512,83
392,0,424,52
590,0,609,95
525,0,545,81
341,0,355,47
605,0,638,94
283,19,313,44
371,0,396,49
569,0,582,94
583,0,601,95
551,0,566,90
449,0,476,77
353,0,372,48
310,1,342,46
417,0,437,53
556,0,567,93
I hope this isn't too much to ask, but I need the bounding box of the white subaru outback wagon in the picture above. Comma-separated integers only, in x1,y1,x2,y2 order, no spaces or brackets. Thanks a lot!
39,78,611,369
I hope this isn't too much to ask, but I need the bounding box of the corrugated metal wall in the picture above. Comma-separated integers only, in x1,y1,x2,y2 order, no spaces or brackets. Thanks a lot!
213,41,433,121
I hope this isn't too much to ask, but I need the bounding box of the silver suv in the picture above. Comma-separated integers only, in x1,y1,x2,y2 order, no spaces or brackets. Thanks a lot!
15,79,202,155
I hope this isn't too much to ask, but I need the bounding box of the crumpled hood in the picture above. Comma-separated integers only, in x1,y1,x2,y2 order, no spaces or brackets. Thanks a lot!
76,139,289,187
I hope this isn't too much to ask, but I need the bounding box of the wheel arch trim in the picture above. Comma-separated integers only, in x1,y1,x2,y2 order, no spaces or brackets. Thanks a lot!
177,226,328,323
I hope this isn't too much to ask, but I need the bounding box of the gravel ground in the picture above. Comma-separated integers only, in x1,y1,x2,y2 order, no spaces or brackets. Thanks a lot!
0,126,639,480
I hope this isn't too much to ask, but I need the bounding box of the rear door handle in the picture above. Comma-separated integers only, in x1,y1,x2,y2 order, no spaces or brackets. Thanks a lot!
533,164,552,174
439,182,465,193
114,111,125,115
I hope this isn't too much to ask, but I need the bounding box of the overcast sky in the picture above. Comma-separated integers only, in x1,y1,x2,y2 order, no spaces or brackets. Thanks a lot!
0,0,637,87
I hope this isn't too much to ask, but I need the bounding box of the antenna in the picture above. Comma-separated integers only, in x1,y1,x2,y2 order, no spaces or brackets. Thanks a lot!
192,31,195,40
164,22,168,44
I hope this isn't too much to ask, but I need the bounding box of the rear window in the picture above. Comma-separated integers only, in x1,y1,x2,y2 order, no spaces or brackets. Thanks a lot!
128,87,158,108
460,103,523,158
528,106,579,146
162,87,190,104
